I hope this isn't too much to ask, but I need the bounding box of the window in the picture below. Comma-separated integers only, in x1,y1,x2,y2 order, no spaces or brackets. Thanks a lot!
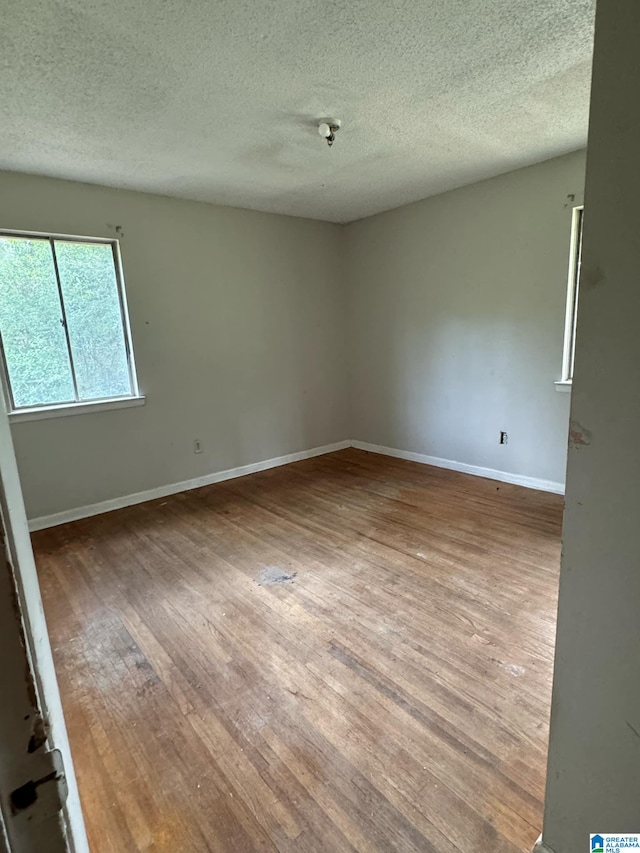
558,205,584,389
0,231,142,419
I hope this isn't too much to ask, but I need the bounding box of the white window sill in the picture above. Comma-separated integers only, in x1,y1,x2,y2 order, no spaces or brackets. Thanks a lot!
554,381,572,393
8,395,146,423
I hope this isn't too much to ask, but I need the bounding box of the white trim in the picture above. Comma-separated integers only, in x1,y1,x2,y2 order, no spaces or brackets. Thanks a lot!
0,379,89,850
554,380,572,393
352,441,565,495
28,440,351,531
9,395,146,423
533,834,556,853
560,204,584,383
0,226,117,244
28,437,565,531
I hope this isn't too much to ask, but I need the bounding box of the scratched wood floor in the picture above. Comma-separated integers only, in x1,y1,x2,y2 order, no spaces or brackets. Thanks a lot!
33,449,563,853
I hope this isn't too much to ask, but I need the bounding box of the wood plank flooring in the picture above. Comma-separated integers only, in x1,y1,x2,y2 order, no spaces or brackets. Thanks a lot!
32,449,563,853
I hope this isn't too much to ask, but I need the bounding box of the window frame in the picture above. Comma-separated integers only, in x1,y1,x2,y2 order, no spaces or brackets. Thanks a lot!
0,228,143,420
557,205,584,391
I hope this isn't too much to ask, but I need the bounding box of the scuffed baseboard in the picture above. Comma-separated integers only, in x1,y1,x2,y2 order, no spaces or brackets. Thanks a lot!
28,440,351,531
351,440,565,495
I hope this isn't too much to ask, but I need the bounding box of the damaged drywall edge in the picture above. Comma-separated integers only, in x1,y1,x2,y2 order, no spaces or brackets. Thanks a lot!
568,419,593,449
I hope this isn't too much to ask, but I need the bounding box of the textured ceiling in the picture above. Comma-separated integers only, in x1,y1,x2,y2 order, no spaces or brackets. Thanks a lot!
2,0,595,223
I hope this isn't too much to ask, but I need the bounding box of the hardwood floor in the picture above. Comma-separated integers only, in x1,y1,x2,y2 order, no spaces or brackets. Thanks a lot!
32,449,563,853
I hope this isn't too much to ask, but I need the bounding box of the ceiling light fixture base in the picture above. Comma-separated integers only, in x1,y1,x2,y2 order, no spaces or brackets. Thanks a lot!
318,119,341,147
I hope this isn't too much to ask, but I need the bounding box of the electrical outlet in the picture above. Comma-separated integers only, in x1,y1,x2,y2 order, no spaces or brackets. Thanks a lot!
500,431,508,445
193,439,203,454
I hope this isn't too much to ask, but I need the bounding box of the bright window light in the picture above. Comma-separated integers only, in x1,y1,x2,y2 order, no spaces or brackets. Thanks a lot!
0,232,139,412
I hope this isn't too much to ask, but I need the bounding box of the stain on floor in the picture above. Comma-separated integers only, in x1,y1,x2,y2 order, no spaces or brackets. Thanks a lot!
256,566,297,586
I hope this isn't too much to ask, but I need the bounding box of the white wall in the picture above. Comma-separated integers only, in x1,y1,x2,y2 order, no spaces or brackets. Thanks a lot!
542,2,640,849
3,150,587,521
0,172,348,520
345,150,586,489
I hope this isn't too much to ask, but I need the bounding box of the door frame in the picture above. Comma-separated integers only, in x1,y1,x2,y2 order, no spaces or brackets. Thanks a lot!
0,398,88,852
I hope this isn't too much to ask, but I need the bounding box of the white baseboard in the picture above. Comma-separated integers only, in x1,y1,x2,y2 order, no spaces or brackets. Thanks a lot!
29,437,564,531
533,834,555,853
351,441,565,495
28,440,351,531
